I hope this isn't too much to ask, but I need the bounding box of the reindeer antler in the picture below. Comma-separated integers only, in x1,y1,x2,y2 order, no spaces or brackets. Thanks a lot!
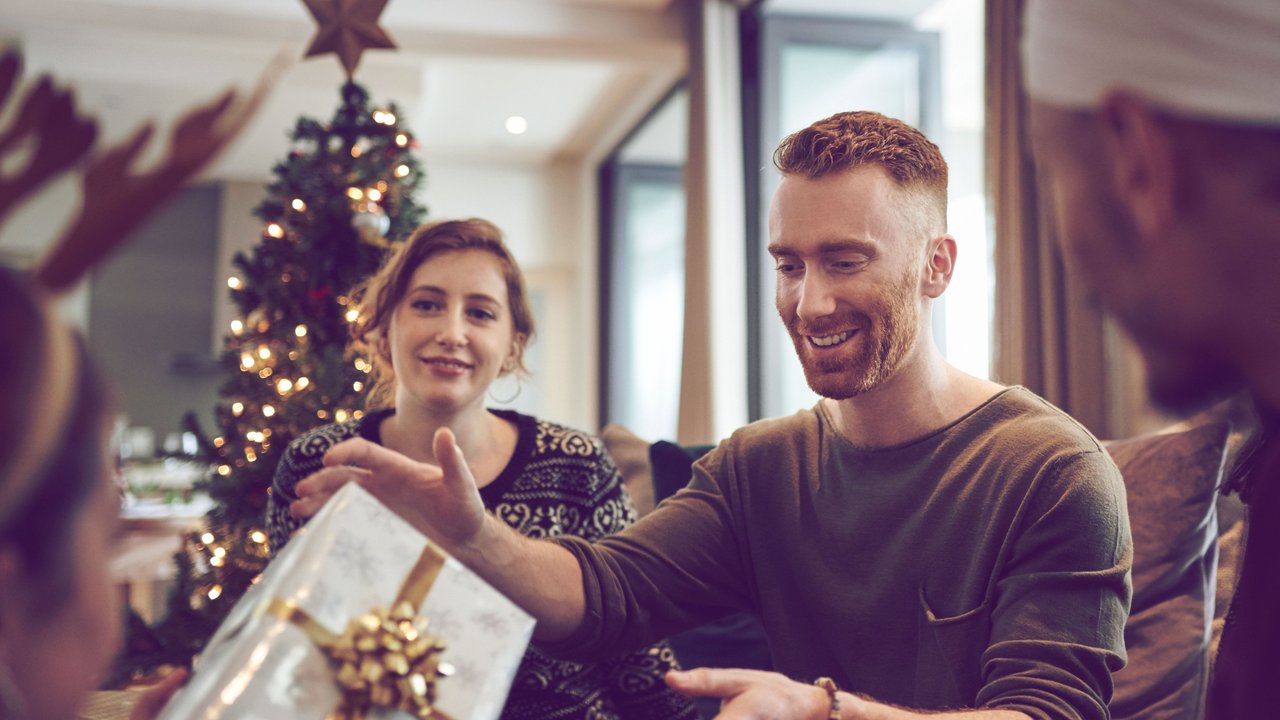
32,57,279,294
0,47,282,531
0,47,282,295
0,51,98,224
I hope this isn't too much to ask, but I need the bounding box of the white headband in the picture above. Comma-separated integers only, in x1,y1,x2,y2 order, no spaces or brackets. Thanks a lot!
1023,0,1280,125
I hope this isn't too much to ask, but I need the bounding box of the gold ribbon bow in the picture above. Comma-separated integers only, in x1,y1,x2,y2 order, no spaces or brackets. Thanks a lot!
268,545,456,720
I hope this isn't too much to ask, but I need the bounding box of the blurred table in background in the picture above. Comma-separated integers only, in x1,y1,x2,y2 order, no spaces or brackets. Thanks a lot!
114,458,213,623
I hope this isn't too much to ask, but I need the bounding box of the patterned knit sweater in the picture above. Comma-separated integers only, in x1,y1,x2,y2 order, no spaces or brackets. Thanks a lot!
266,408,699,720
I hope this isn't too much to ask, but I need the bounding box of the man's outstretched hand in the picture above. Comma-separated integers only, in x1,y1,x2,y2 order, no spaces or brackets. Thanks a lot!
291,427,488,551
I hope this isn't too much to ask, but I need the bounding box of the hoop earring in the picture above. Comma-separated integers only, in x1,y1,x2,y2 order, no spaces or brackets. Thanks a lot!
488,375,522,405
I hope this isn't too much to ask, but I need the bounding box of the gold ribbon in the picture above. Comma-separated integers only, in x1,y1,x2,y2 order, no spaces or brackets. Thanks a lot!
266,545,455,720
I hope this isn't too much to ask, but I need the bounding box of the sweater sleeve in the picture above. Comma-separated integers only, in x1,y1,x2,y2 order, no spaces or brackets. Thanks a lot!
553,439,701,719
542,445,755,662
265,441,307,555
265,421,354,556
976,449,1132,720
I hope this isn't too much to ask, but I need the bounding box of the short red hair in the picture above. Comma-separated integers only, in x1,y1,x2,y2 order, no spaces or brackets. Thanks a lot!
774,111,948,238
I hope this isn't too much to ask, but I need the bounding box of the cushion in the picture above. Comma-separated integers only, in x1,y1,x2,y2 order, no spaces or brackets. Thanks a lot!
1105,422,1230,720
599,424,656,517
649,440,714,504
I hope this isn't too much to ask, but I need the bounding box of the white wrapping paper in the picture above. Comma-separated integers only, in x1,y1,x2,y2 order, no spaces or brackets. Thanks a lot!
157,482,534,720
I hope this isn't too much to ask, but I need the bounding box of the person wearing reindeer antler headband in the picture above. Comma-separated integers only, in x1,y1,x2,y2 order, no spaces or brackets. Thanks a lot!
0,50,265,720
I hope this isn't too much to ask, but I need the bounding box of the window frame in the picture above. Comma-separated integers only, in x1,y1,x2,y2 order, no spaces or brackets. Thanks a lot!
745,10,942,420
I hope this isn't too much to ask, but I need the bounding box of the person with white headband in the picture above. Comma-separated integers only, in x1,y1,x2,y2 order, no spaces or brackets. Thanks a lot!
1023,0,1280,717
0,48,266,719
0,268,179,720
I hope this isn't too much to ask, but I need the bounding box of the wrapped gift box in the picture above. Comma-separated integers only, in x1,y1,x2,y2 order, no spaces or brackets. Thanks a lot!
158,482,534,720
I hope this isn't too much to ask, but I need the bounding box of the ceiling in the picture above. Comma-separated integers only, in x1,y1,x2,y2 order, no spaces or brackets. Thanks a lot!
4,0,688,181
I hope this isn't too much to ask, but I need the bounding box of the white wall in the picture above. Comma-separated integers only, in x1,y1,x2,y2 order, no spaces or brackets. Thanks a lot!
0,176,92,327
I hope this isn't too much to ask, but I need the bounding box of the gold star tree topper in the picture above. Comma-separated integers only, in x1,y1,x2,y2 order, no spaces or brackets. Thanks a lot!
302,0,397,79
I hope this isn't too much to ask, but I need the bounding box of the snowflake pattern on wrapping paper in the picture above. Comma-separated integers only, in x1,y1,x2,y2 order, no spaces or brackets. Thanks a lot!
360,497,400,531
302,579,346,628
424,606,463,640
442,654,484,696
289,646,337,708
474,609,512,640
328,535,380,585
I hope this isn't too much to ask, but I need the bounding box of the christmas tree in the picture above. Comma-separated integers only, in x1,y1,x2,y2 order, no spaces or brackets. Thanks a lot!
119,80,426,676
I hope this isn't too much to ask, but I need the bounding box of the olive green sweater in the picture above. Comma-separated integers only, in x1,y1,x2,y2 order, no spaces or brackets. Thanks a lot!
551,387,1131,720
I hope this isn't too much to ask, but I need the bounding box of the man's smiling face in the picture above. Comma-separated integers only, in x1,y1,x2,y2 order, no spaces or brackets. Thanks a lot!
769,166,927,400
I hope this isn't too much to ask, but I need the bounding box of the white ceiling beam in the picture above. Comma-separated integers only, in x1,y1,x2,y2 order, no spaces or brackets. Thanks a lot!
553,68,681,162
7,0,686,67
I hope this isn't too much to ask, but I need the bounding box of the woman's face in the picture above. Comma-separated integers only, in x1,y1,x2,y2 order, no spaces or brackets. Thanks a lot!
387,249,519,416
2,436,122,720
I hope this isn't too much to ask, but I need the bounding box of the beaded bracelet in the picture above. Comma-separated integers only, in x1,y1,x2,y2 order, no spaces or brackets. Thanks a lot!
814,677,840,720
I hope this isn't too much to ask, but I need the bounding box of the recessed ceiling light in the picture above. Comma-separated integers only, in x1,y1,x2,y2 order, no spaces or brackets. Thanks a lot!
505,115,528,135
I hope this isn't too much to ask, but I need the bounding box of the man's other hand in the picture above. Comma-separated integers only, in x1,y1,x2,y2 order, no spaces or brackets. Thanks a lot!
666,668,833,720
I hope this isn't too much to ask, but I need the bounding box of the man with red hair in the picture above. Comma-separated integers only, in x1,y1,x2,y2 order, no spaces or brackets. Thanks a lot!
295,111,1130,719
